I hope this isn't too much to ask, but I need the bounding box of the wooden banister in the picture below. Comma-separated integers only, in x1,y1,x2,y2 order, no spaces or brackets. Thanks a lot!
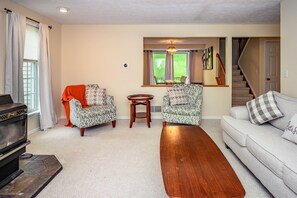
216,53,226,85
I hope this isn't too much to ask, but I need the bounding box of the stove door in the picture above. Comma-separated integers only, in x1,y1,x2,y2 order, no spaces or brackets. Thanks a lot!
0,114,27,154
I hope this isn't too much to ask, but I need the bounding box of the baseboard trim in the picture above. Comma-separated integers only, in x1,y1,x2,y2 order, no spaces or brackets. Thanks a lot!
201,116,222,120
59,116,221,120
28,127,41,135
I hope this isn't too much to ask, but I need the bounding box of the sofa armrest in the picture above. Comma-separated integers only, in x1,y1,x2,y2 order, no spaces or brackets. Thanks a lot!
163,95,170,107
106,95,115,106
230,106,249,120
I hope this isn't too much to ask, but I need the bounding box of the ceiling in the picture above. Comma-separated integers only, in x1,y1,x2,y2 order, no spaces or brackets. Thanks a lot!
144,37,217,45
12,0,280,24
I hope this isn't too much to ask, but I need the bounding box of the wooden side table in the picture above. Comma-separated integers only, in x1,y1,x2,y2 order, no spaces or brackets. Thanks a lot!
127,94,154,128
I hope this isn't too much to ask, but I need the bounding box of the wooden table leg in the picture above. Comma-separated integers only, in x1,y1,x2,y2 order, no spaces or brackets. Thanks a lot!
133,102,136,122
130,103,134,128
148,101,152,122
146,101,150,128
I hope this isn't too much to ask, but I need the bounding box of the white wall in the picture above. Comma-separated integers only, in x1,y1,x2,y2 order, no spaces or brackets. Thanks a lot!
281,0,297,97
0,0,61,131
61,24,279,118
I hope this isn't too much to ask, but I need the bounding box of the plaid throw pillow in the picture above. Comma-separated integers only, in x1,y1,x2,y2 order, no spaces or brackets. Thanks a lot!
246,91,283,125
167,86,188,106
86,84,106,106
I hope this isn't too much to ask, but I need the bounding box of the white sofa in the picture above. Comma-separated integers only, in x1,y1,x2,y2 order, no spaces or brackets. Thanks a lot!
221,91,297,198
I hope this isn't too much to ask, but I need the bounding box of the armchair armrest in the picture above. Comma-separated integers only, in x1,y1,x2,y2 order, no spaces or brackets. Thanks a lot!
230,106,249,120
163,95,170,107
106,95,115,106
69,98,83,111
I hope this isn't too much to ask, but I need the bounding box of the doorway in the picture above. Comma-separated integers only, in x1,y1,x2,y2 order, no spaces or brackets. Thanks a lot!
264,41,280,93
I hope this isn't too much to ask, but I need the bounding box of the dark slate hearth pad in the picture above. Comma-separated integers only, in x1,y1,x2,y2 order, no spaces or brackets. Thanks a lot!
0,155,62,197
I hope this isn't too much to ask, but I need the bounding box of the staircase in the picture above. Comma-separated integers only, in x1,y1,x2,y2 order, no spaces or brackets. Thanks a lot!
232,65,254,106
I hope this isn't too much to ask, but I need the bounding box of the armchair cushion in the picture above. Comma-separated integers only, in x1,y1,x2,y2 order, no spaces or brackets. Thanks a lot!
167,86,188,105
86,84,106,106
162,104,199,116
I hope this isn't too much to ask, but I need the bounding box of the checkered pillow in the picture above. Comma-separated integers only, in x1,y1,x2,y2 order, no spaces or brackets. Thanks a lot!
246,91,283,125
86,84,106,106
167,86,188,106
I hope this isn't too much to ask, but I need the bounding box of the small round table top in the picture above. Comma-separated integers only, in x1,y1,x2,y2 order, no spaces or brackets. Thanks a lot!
127,94,154,101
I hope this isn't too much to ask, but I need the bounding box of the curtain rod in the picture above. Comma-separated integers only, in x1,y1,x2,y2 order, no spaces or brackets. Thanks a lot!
4,8,52,29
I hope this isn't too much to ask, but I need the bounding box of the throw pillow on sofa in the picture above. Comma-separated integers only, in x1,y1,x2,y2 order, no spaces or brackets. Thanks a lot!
167,86,188,106
86,84,106,106
246,91,283,125
269,91,297,130
282,114,297,144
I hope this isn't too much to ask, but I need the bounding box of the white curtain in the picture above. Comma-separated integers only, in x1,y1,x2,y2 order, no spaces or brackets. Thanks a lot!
165,52,174,80
38,23,57,130
5,12,26,103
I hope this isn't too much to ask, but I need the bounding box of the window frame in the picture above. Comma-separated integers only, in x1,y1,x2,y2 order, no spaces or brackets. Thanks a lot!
23,59,39,115
151,50,189,85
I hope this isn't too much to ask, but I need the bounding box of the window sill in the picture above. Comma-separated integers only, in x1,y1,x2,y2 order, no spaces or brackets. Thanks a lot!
28,111,40,118
141,84,229,88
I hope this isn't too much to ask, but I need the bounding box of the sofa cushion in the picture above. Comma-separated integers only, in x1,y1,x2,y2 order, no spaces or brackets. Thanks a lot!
246,132,297,179
282,114,297,144
167,86,188,106
221,116,280,147
270,91,297,131
283,161,297,194
246,91,283,125
162,104,199,116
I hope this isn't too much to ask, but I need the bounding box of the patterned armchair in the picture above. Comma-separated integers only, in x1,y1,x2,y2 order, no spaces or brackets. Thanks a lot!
162,84,203,126
69,95,116,136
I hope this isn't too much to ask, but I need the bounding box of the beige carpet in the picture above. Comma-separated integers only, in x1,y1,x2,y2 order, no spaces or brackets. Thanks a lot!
27,119,272,198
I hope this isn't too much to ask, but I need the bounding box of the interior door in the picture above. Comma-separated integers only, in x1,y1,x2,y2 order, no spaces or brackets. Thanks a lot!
265,41,280,92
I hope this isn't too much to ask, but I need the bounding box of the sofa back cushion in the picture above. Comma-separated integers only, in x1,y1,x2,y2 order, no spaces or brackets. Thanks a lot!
269,91,297,130
282,114,297,144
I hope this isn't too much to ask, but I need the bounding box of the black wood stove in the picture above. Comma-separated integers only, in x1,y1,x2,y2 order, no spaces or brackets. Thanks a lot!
0,94,30,189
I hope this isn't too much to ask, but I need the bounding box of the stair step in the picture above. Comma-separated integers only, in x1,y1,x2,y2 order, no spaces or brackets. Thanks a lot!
232,65,238,70
232,75,243,81
232,81,247,88
232,70,241,75
233,87,250,95
232,101,247,106
232,95,253,101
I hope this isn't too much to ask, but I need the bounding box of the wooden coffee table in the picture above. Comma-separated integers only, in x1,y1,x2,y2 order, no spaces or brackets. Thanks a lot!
160,126,245,198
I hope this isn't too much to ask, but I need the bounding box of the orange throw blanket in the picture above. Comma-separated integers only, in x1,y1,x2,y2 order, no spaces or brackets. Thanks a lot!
62,84,89,127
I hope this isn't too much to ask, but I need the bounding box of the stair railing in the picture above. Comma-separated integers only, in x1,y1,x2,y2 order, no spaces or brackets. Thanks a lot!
237,38,256,98
216,53,226,85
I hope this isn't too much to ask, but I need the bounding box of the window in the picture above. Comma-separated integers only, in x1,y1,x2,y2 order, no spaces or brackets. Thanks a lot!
173,52,188,82
23,60,38,113
153,52,166,83
23,24,39,113
152,51,188,83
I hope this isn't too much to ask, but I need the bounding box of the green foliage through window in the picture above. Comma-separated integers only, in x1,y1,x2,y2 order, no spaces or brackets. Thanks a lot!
152,52,188,83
